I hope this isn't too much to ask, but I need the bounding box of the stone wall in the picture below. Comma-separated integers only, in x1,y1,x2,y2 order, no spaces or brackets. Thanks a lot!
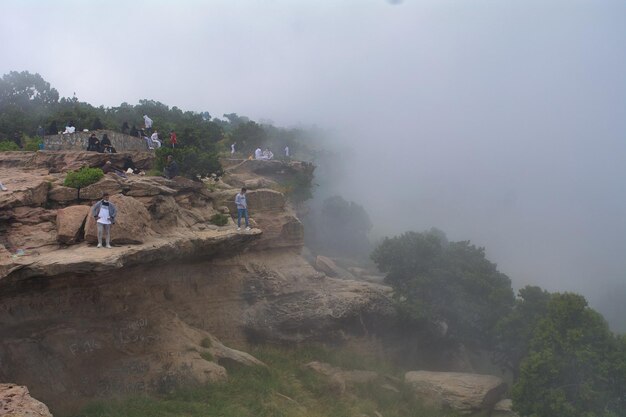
44,130,148,152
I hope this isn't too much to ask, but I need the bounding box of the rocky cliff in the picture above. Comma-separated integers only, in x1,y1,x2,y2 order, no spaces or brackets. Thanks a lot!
0,151,394,414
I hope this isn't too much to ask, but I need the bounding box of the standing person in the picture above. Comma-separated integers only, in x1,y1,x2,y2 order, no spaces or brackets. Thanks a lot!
91,192,116,248
231,142,236,156
163,155,179,179
143,115,153,132
169,130,177,148
121,121,130,134
36,125,45,138
284,145,290,158
235,187,251,231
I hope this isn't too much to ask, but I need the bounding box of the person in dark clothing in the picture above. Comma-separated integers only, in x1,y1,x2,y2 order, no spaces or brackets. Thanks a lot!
100,134,116,153
121,121,130,134
123,156,141,174
163,155,179,179
87,134,100,151
101,161,126,178
129,125,138,137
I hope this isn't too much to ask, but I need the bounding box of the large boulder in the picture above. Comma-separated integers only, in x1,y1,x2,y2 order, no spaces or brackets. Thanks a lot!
57,205,90,244
492,399,519,417
84,195,153,244
404,371,507,414
125,177,177,197
315,255,340,277
48,184,79,202
0,383,52,417
79,176,124,200
0,176,50,210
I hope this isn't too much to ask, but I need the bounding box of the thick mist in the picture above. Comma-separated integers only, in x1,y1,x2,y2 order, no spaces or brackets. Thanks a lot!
1,0,624,329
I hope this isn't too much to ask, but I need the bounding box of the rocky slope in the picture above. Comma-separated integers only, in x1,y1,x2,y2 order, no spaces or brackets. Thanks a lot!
0,151,394,414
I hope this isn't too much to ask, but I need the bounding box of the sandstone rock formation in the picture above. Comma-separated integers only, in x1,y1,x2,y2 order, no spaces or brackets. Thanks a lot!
404,370,507,414
0,152,397,414
56,205,89,244
492,399,519,417
0,384,52,417
304,361,379,394
84,194,153,244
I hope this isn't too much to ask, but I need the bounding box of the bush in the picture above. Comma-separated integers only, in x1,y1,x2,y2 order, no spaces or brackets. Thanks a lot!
64,167,104,189
155,146,223,179
23,135,43,151
210,213,229,226
0,140,20,151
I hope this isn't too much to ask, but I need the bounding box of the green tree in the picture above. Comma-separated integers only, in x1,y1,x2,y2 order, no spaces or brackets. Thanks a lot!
512,292,625,417
371,230,515,347
493,285,552,378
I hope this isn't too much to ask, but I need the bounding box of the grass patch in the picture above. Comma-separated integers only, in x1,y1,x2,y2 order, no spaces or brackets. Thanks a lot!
200,351,214,362
66,344,462,417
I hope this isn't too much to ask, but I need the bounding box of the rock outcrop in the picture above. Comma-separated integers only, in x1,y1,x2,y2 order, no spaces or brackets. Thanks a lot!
0,152,396,414
0,384,52,417
404,370,507,414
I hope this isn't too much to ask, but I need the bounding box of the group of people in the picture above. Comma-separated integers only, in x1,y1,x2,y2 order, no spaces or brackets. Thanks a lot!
87,133,116,153
140,115,177,150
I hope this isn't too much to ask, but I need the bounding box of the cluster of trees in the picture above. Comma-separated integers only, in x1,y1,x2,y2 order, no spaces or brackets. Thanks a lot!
0,71,319,180
304,195,373,258
371,229,626,417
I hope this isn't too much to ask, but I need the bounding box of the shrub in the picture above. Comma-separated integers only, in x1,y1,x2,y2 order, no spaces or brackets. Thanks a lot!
64,167,104,189
210,213,229,227
0,140,20,151
155,146,223,179
200,351,214,362
200,337,213,348
23,135,43,151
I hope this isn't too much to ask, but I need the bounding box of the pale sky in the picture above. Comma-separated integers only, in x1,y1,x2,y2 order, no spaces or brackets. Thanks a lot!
2,0,625,329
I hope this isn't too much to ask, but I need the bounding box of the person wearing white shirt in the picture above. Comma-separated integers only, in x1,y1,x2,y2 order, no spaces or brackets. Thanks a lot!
255,148,263,160
150,131,162,148
231,143,236,155
90,193,117,248
284,145,289,158
143,115,153,130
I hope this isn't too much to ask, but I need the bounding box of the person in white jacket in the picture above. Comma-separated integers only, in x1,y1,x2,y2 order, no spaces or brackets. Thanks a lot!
143,115,153,130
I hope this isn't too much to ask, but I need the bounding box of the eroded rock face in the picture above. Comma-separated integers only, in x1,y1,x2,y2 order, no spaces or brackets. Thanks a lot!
84,195,153,244
56,205,89,244
0,384,52,417
404,371,507,414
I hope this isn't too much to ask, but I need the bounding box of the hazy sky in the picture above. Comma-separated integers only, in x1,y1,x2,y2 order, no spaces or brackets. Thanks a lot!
1,0,625,329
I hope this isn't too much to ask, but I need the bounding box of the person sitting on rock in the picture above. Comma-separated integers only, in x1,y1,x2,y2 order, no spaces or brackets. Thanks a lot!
163,155,179,179
101,161,127,178
150,131,162,148
123,156,141,174
87,134,100,151
91,192,116,249
121,121,130,134
263,148,274,160
100,134,117,153
63,121,76,134
254,147,263,160
235,187,251,231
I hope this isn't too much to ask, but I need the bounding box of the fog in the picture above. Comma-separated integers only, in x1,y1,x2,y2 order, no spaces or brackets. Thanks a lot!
1,0,625,330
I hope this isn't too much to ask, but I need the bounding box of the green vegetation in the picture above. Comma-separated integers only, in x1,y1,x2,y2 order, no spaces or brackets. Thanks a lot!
64,167,104,189
200,337,212,348
512,293,626,417
371,229,515,348
372,229,626,417
209,213,229,227
0,140,20,151
68,345,461,417
22,135,43,151
304,195,373,258
155,147,222,180
199,351,214,362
